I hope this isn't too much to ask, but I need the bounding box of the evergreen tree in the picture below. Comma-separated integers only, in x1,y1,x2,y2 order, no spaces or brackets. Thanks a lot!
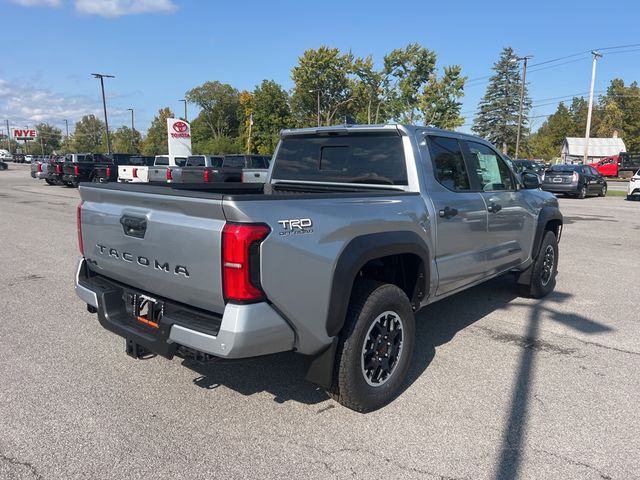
472,47,531,155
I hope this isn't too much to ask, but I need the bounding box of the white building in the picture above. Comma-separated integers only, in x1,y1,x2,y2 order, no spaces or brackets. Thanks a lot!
561,136,626,164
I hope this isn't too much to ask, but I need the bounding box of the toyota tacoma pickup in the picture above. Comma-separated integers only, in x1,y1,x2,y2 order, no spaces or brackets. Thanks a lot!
74,124,562,412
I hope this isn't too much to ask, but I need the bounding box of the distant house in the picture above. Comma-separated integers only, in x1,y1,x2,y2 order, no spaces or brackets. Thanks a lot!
561,136,626,164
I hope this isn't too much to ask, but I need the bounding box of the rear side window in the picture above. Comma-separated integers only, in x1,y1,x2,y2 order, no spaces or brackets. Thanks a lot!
272,133,407,185
426,136,470,191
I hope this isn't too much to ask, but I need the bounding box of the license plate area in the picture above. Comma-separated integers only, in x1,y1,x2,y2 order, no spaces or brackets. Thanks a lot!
123,291,164,329
552,177,563,183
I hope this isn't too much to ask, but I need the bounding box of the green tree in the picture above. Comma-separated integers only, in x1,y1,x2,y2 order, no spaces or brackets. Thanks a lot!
472,47,531,155
250,80,292,154
291,46,354,127
35,122,62,154
185,81,240,139
74,115,105,152
351,55,386,124
419,66,466,129
382,43,437,123
599,79,640,151
529,102,574,160
141,107,174,155
112,126,142,154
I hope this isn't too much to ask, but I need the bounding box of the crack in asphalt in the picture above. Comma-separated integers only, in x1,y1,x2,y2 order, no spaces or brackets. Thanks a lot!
0,451,44,480
534,449,613,479
472,326,579,356
7,274,45,287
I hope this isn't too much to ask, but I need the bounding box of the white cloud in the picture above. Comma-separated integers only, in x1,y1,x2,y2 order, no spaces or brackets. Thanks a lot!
74,0,177,17
10,0,61,7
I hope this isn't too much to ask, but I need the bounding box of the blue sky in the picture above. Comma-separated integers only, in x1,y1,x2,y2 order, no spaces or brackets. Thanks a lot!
1,0,639,137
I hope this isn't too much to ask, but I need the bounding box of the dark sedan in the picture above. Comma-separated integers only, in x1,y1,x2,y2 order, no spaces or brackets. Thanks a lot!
513,159,544,175
541,164,607,199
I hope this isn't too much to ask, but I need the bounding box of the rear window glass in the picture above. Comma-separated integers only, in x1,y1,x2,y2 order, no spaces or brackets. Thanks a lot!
175,157,187,167
223,156,245,168
550,165,579,172
248,156,268,168
272,133,407,185
187,156,205,167
155,156,169,166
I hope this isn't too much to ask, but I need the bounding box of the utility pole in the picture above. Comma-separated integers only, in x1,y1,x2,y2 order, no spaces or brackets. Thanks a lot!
246,112,253,153
91,73,115,155
179,99,187,121
127,108,135,151
515,55,533,159
64,119,69,138
5,120,10,154
583,51,602,165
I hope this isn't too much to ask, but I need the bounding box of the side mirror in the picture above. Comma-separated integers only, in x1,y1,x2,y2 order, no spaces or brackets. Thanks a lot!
522,172,541,189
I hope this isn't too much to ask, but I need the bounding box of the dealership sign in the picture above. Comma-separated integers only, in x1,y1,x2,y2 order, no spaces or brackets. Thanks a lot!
12,128,38,141
167,118,192,158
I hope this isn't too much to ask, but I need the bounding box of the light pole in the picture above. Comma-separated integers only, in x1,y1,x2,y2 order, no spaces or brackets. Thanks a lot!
91,73,115,155
515,55,533,160
64,119,69,152
309,89,321,127
179,99,187,121
127,108,135,151
583,51,602,165
4,120,10,154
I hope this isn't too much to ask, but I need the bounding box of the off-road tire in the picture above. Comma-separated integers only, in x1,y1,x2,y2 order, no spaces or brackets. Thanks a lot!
329,280,415,413
517,231,558,299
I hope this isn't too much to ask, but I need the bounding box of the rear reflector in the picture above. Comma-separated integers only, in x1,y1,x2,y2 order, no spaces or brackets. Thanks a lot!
222,223,270,302
77,202,84,256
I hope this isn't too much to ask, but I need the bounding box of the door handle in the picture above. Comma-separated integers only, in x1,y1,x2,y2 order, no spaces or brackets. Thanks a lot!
487,202,502,213
438,206,458,219
120,215,147,238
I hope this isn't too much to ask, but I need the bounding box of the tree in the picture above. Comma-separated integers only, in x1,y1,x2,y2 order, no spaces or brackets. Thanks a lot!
529,102,574,159
250,80,292,154
112,126,141,154
472,47,531,155
598,79,640,151
382,43,437,123
350,55,385,124
141,107,174,155
34,123,62,154
291,46,354,127
74,115,105,152
185,81,240,139
419,66,466,129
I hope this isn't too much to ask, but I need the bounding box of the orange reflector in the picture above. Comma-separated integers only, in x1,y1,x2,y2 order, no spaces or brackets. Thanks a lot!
136,316,159,329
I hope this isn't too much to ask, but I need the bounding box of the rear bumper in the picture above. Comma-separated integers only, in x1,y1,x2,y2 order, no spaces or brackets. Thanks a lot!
36,172,47,179
62,174,80,184
44,172,62,181
74,258,295,359
541,182,578,193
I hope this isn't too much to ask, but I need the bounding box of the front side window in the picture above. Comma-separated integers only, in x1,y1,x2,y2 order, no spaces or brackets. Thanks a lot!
467,141,514,191
426,136,470,191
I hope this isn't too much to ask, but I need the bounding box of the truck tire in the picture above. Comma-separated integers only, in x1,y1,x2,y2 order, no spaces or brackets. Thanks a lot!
329,280,415,412
45,179,54,185
517,231,558,299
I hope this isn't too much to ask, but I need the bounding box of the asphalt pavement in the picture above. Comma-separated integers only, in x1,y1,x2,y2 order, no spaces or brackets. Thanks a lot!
1,164,639,480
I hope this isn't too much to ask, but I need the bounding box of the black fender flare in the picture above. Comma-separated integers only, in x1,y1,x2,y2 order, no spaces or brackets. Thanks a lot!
531,206,563,259
325,231,430,338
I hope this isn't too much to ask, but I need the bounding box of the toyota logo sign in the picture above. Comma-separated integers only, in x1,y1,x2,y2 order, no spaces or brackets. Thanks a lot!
173,121,188,133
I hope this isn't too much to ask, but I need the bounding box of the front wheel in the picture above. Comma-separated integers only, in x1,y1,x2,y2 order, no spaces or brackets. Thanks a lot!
330,281,415,412
517,231,558,299
598,185,607,197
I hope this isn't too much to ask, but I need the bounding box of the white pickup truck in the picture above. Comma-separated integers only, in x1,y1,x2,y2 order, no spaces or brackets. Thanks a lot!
147,155,188,183
118,156,155,183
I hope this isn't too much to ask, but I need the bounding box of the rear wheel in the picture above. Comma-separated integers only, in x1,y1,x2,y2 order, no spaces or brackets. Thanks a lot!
598,185,607,197
330,281,415,413
517,231,558,299
45,179,54,185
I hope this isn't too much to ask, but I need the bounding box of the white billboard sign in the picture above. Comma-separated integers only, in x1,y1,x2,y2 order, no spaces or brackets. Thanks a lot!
167,118,192,158
12,128,38,141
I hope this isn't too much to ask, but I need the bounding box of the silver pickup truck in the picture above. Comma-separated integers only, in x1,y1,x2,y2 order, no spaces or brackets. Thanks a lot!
74,124,562,412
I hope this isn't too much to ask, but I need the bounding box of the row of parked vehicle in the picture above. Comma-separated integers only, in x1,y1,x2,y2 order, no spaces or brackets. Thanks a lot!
30,153,272,187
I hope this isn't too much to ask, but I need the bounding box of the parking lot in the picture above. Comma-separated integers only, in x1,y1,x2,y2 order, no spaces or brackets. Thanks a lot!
1,164,639,480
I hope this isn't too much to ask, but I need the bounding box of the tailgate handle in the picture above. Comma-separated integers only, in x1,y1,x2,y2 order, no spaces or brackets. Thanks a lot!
120,215,147,238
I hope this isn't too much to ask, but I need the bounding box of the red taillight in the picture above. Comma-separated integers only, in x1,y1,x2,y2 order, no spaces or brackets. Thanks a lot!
222,223,270,302
37,163,42,173
166,168,173,181
77,202,84,255
56,164,62,174
203,169,210,182
106,166,111,178
132,168,138,178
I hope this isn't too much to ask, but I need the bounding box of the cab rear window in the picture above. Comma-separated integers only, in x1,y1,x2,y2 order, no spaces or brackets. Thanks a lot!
272,133,407,185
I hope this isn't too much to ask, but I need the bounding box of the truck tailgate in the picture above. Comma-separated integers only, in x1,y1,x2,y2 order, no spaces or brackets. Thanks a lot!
79,184,227,314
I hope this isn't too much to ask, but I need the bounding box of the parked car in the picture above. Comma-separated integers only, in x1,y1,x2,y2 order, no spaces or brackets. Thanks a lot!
541,164,607,198
44,157,65,185
240,155,271,183
0,160,7,170
23,155,34,164
168,155,229,183
589,153,640,178
12,154,25,163
94,155,151,183
627,169,640,200
147,155,188,183
75,124,562,412
0,149,12,162
117,155,156,183
61,153,115,187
